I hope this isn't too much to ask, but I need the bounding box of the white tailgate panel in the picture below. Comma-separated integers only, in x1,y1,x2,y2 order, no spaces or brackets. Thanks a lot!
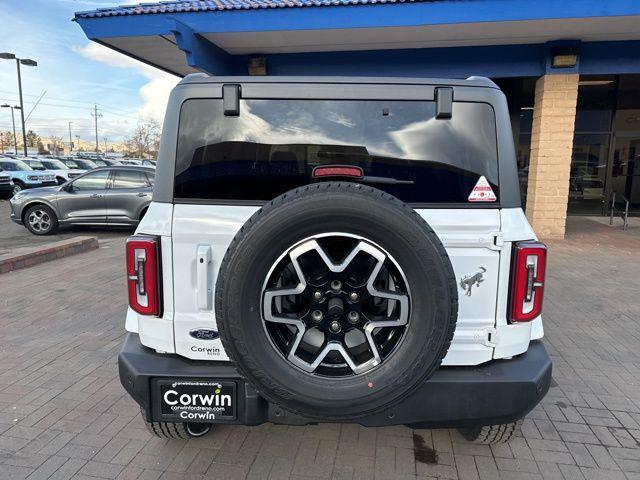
172,205,502,365
173,205,260,360
417,210,501,365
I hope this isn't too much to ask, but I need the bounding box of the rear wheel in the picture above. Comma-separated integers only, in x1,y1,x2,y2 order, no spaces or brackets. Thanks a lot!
458,420,522,444
24,204,59,235
140,410,212,439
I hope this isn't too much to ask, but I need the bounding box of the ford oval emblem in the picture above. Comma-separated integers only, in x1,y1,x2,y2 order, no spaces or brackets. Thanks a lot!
189,328,220,340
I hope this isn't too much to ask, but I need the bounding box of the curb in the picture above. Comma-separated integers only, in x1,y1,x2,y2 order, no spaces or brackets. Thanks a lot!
0,236,99,274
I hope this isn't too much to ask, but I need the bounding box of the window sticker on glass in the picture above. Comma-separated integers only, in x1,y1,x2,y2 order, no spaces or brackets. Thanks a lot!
468,176,497,202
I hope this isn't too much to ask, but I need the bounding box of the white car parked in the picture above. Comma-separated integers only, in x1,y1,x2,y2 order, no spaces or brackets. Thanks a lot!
24,158,85,185
120,76,551,444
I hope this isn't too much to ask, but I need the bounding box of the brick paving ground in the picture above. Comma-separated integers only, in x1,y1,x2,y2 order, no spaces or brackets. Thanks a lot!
1,210,640,479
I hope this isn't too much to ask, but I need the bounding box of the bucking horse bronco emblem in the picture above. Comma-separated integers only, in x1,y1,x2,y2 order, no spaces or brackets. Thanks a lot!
460,267,486,296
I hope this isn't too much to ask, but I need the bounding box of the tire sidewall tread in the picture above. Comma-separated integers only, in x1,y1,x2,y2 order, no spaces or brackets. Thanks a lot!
215,182,459,420
460,420,522,444
24,204,59,235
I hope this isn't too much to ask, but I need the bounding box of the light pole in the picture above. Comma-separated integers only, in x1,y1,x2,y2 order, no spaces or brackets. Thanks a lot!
0,53,37,156
68,122,73,152
1,104,20,155
75,135,80,152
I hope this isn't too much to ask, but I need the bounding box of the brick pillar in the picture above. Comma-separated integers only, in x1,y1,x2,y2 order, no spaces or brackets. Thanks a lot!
525,74,579,239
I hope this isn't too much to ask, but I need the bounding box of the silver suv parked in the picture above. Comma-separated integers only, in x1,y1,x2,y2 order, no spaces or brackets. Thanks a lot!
9,166,155,235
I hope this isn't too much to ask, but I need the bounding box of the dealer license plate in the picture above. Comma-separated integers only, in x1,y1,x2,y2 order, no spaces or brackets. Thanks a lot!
157,380,236,422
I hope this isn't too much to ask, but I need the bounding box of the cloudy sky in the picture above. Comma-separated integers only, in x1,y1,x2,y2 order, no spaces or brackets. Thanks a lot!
0,0,179,143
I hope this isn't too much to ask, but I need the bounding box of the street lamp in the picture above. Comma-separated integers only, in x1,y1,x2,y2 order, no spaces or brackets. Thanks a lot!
68,122,73,152
1,52,38,156
1,103,21,155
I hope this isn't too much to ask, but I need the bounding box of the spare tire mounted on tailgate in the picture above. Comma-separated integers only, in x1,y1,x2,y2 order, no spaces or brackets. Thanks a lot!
215,182,458,420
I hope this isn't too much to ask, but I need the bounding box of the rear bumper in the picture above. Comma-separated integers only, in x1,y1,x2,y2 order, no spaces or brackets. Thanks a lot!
119,333,552,428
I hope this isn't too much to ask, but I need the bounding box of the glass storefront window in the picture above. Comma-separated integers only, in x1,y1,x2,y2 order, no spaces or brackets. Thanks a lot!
519,109,533,135
517,133,531,205
569,134,610,215
614,75,640,132
574,76,615,132
610,135,640,214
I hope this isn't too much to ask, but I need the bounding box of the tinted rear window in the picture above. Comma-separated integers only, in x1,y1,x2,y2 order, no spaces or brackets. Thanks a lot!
112,170,150,189
175,99,499,204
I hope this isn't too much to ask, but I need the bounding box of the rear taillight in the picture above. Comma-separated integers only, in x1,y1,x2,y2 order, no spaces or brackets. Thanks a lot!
126,236,161,316
510,241,547,323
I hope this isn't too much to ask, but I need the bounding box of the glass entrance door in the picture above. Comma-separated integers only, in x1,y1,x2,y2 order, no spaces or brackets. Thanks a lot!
568,134,610,215
609,134,640,215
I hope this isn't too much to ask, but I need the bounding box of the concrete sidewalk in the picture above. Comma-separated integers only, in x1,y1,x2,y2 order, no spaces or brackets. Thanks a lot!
0,218,639,479
0,236,99,274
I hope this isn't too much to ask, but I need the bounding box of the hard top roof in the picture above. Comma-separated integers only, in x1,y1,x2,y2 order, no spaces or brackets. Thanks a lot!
177,74,498,88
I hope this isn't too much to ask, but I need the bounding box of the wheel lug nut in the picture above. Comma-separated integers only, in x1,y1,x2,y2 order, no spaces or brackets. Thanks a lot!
348,311,360,324
311,310,324,323
313,291,323,301
330,320,342,333
331,280,342,292
349,292,359,302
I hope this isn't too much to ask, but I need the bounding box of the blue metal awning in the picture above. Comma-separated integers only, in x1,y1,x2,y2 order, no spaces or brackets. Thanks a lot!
74,0,640,78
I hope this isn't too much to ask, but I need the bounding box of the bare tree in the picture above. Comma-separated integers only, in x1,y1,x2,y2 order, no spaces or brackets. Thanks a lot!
1,131,15,148
48,135,64,155
26,130,40,148
127,119,161,158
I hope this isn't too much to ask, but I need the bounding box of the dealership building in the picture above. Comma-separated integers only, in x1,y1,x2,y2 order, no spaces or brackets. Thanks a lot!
75,0,640,238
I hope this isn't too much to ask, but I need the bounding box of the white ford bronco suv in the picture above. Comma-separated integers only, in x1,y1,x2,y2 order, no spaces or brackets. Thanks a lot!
121,75,551,443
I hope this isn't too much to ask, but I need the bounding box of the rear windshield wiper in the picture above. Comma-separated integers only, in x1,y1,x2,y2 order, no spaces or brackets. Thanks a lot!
360,176,414,185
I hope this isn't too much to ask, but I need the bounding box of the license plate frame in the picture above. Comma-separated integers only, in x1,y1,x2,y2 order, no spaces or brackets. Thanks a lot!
154,379,237,422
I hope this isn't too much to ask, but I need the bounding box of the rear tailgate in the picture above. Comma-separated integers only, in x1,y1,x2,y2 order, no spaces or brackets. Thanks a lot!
171,205,502,365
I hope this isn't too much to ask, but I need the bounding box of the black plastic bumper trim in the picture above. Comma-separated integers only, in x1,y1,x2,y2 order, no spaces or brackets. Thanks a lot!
119,333,551,428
